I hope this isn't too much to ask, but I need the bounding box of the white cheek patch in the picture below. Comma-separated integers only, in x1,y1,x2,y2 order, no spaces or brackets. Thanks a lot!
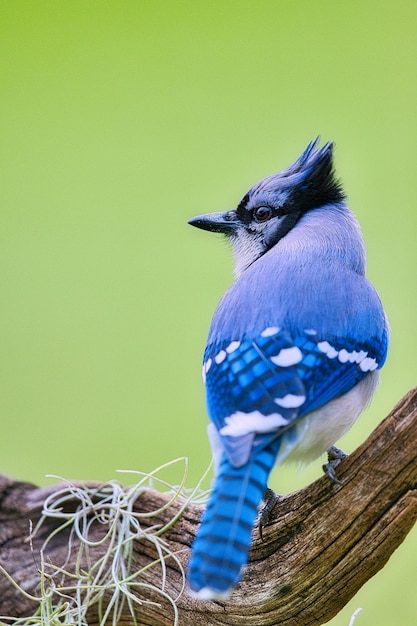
219,410,289,437
231,228,265,277
270,346,303,367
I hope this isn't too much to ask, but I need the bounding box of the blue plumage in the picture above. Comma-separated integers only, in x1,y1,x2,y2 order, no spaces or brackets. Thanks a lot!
204,329,388,470
188,439,281,597
187,139,389,598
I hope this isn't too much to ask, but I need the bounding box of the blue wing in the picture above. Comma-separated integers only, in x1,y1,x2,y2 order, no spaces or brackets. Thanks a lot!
203,326,389,468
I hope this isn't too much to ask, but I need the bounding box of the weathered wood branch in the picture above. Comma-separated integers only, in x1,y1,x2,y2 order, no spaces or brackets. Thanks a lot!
0,388,416,625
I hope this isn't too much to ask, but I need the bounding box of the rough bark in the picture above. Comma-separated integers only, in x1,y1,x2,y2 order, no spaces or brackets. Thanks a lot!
0,388,416,625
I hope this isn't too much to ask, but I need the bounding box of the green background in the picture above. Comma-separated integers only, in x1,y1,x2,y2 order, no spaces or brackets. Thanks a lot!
1,1,416,623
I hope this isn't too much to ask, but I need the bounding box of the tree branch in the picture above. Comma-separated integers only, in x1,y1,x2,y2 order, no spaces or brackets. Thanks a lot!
0,388,416,625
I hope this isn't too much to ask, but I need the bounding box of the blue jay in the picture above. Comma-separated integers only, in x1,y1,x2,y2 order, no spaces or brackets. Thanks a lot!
187,139,389,599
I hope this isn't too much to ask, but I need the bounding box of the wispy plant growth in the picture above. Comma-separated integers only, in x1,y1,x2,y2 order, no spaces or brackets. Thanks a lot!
0,458,210,626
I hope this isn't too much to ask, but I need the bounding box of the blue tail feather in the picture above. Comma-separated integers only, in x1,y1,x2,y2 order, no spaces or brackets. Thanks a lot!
188,438,281,597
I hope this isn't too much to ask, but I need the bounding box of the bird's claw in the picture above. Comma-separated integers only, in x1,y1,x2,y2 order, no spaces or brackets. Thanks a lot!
322,445,348,485
258,487,281,540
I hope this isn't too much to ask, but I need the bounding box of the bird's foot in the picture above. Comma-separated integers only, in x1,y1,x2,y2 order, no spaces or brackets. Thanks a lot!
322,445,348,485
258,487,281,540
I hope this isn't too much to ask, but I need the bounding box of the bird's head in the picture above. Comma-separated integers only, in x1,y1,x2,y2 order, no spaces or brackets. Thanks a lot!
188,138,345,275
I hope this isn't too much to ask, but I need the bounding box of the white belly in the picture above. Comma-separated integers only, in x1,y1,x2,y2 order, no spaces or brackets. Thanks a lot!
282,371,380,465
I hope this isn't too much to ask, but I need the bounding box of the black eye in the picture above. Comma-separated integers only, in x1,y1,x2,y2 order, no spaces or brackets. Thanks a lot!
254,206,272,222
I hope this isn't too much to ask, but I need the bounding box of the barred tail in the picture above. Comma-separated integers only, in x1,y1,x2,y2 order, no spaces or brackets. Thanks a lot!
188,440,279,598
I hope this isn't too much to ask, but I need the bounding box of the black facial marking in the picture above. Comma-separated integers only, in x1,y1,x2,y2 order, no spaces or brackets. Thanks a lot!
263,212,302,248
285,146,345,214
237,192,249,211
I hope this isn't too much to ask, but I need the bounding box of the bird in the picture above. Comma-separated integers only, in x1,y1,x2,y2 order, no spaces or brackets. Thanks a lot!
186,138,389,600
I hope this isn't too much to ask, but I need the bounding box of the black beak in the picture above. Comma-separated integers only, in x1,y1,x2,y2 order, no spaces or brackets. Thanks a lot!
188,211,239,235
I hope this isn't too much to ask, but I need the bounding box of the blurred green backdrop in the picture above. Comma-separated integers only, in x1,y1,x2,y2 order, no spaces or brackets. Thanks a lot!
1,1,416,623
